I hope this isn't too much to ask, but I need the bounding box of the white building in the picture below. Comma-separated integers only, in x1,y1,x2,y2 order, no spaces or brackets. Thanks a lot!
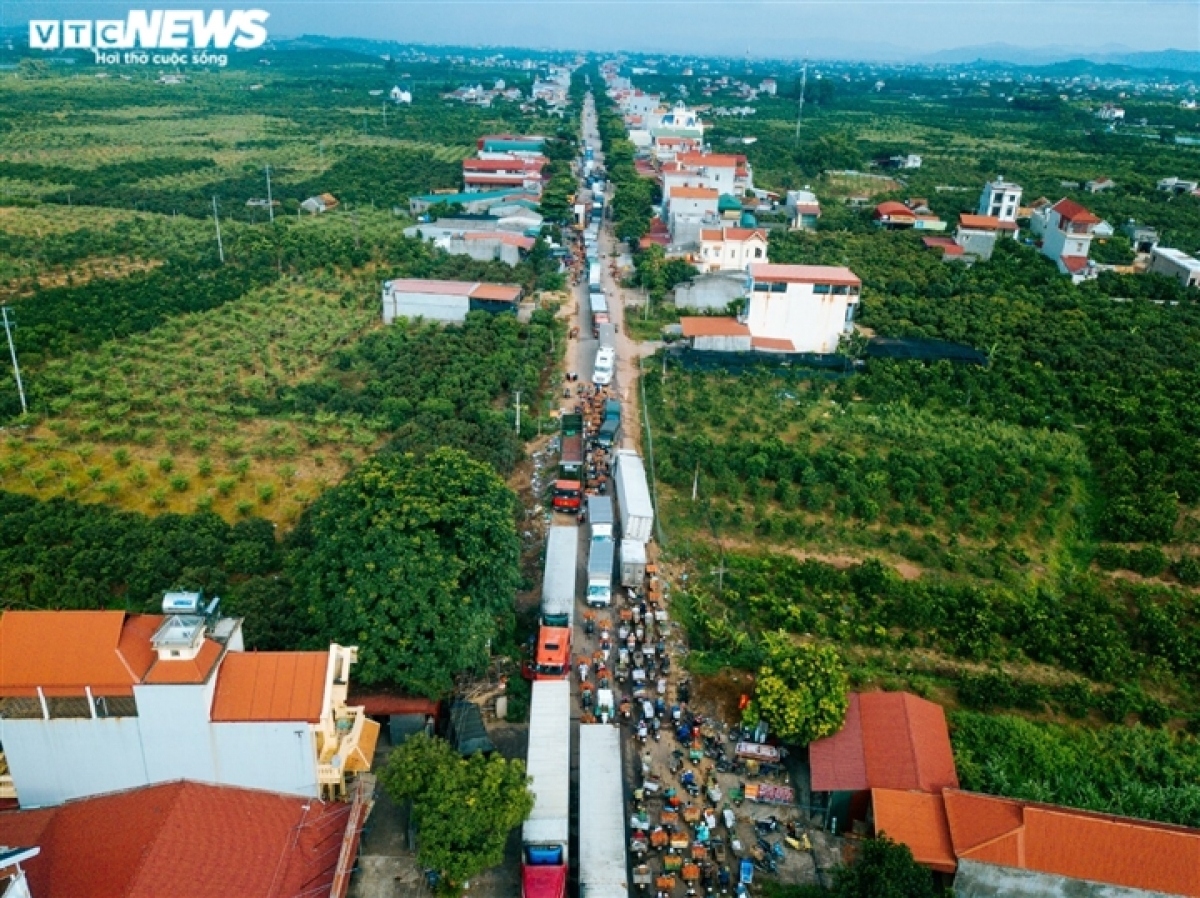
759,78,778,96
742,264,861,353
0,603,377,808
382,278,523,324
1039,198,1100,282
697,228,768,273
665,186,720,246
1096,104,1125,120
977,177,1023,223
649,102,704,142
675,152,753,195
389,85,412,104
1148,247,1200,288
786,189,821,231
954,214,1018,261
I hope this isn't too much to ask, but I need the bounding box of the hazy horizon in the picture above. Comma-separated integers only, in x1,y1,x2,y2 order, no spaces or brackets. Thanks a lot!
2,1,1197,61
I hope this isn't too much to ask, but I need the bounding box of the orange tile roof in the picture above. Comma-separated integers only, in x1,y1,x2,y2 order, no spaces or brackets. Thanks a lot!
1060,255,1090,274
0,611,161,697
809,691,958,793
471,282,523,302
677,152,744,168
0,781,353,898
701,227,767,243
143,639,224,686
942,790,1200,897
680,317,750,337
958,214,1018,231
670,186,719,200
751,336,797,351
751,263,861,288
875,201,915,219
210,652,327,723
871,790,957,873
345,718,381,773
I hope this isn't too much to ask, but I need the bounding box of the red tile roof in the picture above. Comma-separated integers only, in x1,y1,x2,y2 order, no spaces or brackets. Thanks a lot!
670,186,719,200
677,152,744,168
751,336,797,351
471,282,523,302
1060,255,1090,274
809,692,958,793
751,264,861,288
0,781,353,898
874,201,915,220
701,228,767,242
942,790,1200,897
463,158,545,172
680,317,750,337
211,652,327,723
1052,198,1100,224
384,279,522,302
143,639,224,685
0,612,161,698
958,214,1018,231
872,790,957,873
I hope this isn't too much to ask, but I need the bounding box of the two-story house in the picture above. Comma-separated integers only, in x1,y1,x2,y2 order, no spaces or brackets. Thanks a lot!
696,228,768,273
978,177,1023,222
665,186,720,246
0,598,377,808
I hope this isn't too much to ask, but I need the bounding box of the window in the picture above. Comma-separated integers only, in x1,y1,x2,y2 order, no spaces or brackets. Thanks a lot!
813,283,831,294
832,285,848,295
754,282,769,292
771,282,787,293
754,247,763,258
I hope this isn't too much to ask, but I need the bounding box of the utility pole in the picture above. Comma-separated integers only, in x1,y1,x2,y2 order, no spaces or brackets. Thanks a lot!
1,306,27,416
211,196,224,263
514,391,521,434
794,62,808,146
264,165,274,223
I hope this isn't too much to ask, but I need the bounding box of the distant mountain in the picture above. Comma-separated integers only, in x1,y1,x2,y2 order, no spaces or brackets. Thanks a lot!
923,43,1200,73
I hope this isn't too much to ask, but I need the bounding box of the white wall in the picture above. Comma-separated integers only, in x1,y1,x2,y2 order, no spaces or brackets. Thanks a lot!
136,682,219,786
745,284,857,354
1041,217,1091,263
0,717,148,807
211,723,319,797
383,290,469,324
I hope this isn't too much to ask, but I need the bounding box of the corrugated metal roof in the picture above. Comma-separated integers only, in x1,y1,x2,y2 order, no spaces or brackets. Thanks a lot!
210,651,327,723
751,263,861,287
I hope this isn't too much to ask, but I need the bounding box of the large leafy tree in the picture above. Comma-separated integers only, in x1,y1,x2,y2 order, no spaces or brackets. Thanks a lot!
288,447,520,695
380,734,533,892
754,634,848,744
831,837,942,898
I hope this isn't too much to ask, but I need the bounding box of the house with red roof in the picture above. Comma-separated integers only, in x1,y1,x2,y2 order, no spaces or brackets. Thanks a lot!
0,603,377,808
953,213,1019,261
808,691,958,834
697,227,768,273
1034,198,1101,282
873,788,1200,897
0,779,371,898
382,278,523,324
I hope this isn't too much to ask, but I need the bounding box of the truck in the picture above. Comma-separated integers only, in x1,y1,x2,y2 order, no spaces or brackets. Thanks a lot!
597,323,616,351
552,413,584,513
578,725,628,898
588,262,601,288
588,495,614,541
614,449,654,543
620,538,647,588
592,346,615,387
586,537,615,607
530,525,578,680
597,416,621,449
522,680,571,898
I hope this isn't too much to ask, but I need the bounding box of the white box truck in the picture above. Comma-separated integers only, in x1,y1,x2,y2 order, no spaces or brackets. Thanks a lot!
578,725,628,898
588,262,601,288
522,680,570,898
620,539,647,588
614,449,654,543
586,537,614,607
588,495,614,540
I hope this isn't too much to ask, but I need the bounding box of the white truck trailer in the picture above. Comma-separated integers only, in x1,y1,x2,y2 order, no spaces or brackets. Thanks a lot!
588,495,614,540
620,539,647,589
586,537,615,607
579,724,628,898
522,680,571,898
614,449,654,544
542,525,578,626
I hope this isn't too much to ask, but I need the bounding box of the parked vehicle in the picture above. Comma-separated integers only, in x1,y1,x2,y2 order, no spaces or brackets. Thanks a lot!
522,681,570,898
597,416,621,449
614,449,654,543
593,347,615,386
579,725,628,898
587,537,615,607
597,323,617,351
553,414,584,513
588,495,614,540
620,539,647,588
528,526,578,680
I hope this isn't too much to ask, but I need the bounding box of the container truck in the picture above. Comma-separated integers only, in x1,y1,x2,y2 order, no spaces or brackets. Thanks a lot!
578,725,628,898
597,322,616,351
620,538,647,588
553,413,584,513
586,537,615,607
588,263,601,288
614,449,654,543
592,347,615,387
597,416,621,450
529,525,578,679
588,495,614,540
522,680,570,898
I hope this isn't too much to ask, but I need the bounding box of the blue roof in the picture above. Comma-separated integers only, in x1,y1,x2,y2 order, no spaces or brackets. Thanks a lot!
413,188,523,204
484,138,546,152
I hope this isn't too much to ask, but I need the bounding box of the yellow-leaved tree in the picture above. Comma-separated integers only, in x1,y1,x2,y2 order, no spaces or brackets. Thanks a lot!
753,633,849,745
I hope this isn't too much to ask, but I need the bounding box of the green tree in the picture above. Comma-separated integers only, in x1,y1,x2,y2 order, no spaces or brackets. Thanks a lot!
287,447,520,694
379,734,533,893
830,837,943,898
754,634,848,744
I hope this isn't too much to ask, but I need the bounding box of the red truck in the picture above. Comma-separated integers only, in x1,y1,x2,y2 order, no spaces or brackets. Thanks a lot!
552,413,584,513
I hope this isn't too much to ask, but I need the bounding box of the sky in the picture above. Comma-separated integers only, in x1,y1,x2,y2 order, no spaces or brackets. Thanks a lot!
2,1,1198,60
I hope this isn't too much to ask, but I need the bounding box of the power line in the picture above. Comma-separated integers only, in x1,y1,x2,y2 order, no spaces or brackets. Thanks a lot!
1,306,28,416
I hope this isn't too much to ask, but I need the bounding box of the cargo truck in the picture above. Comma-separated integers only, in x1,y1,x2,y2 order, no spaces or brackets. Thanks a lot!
578,725,628,898
586,537,615,607
529,525,578,679
552,413,584,513
588,495,614,540
620,538,647,588
592,347,615,387
597,323,616,351
614,449,654,543
588,263,601,288
522,680,570,898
